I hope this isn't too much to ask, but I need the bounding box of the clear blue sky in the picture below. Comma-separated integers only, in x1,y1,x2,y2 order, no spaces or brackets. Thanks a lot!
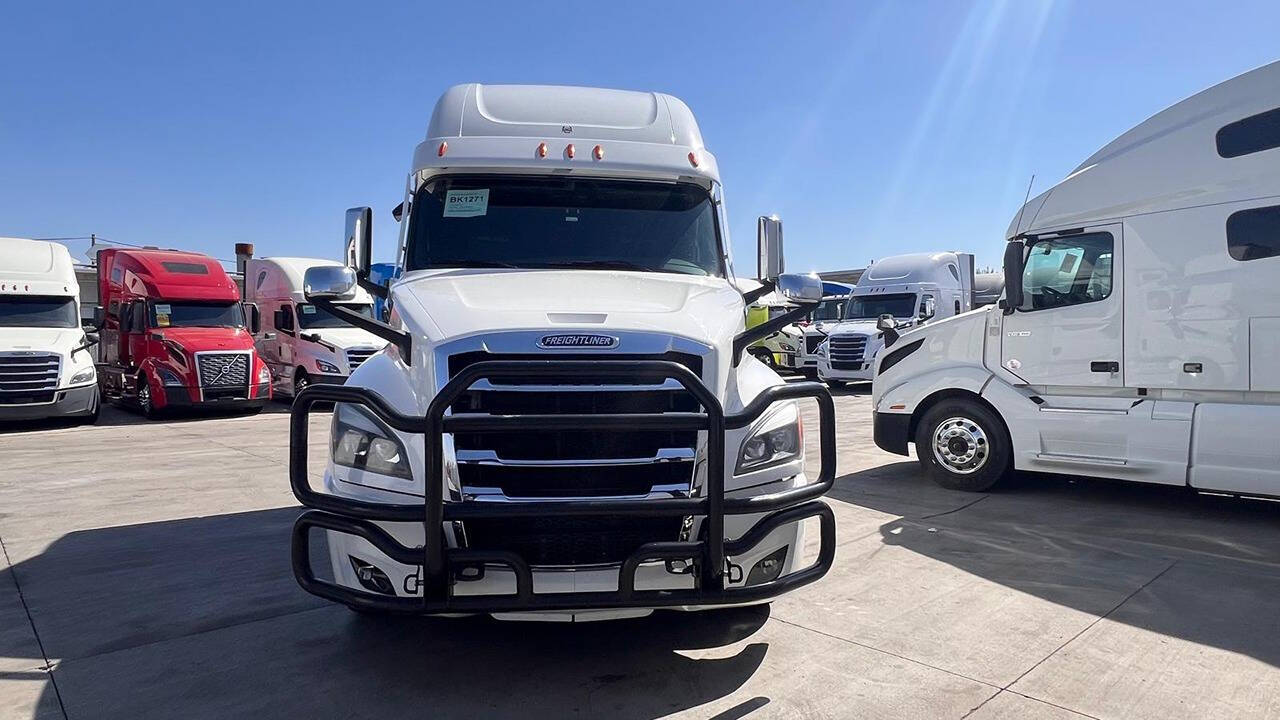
2,1,1276,273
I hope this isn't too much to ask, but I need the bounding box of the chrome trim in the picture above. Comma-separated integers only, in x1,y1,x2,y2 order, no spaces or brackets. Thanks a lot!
463,485,691,502
456,447,695,467
467,378,685,392
1036,407,1131,415
193,349,253,403
1034,452,1128,466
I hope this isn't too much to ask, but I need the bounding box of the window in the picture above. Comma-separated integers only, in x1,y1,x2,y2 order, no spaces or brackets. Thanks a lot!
844,293,917,320
296,303,374,329
150,301,244,328
1226,204,1280,262
1018,232,1113,311
1216,107,1280,159
405,175,724,277
947,264,960,282
954,299,961,314
160,261,210,275
0,296,78,328
256,271,268,289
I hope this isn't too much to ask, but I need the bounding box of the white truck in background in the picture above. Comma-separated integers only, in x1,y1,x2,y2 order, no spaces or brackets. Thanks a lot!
815,251,975,386
0,237,99,423
245,257,387,398
796,282,853,378
872,61,1280,496
287,83,838,621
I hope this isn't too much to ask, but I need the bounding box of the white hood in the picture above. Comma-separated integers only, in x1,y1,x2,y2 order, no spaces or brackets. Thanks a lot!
305,326,387,351
394,269,745,348
0,327,83,353
828,319,882,337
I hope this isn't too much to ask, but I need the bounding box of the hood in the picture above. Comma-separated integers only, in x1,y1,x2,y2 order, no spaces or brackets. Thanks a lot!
303,326,388,351
0,327,83,353
828,319,883,337
153,326,256,351
395,269,744,348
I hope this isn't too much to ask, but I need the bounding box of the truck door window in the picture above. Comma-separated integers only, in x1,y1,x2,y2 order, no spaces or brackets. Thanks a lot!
1019,232,1113,311
1226,204,1280,261
405,175,724,277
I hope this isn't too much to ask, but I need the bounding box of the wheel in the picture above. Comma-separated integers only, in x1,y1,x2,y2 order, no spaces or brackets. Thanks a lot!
136,374,159,419
915,399,1011,492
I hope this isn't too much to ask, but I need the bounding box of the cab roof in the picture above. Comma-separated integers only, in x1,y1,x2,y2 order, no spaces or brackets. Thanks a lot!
101,247,238,301
0,237,77,296
1009,61,1280,236
413,84,720,184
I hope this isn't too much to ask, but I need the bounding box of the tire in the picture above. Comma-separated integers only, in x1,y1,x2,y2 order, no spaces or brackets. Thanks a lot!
136,374,159,419
915,399,1011,492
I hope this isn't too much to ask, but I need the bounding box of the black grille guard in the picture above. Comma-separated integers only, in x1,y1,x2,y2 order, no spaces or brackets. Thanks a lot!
289,359,837,614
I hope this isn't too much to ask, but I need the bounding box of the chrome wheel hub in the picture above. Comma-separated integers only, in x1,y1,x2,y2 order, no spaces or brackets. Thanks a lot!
932,417,989,474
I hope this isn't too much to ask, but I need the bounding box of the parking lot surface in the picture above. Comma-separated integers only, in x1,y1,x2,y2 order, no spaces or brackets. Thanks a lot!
2,387,1279,719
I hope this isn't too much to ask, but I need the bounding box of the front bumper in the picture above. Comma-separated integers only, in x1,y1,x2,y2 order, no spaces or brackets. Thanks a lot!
818,358,873,381
873,411,912,455
160,382,270,409
289,359,837,615
0,383,98,421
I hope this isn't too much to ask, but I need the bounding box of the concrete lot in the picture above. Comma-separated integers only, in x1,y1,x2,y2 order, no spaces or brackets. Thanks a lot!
1,387,1279,719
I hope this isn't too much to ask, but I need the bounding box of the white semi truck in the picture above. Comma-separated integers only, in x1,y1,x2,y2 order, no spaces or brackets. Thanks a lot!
245,257,387,398
288,84,837,620
816,252,975,386
873,61,1280,495
0,237,99,423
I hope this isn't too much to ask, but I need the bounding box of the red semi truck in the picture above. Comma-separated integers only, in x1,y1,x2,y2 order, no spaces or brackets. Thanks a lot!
96,247,271,417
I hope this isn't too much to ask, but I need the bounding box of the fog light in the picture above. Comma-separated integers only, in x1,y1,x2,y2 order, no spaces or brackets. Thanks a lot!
348,556,395,595
745,546,788,586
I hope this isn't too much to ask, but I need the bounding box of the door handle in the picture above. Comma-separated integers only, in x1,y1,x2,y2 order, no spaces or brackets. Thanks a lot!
1090,361,1119,373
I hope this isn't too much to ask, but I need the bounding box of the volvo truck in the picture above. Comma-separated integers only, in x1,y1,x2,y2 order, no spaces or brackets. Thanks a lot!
0,237,99,423
245,257,387,398
96,247,271,417
816,252,975,386
289,84,838,621
873,61,1280,495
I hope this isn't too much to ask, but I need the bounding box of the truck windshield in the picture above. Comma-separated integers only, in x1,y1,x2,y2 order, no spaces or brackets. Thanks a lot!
405,175,723,277
150,301,244,329
811,298,846,321
844,293,917,320
0,296,79,328
296,303,374,329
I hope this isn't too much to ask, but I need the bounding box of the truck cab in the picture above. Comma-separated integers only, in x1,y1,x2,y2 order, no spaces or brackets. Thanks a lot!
0,237,99,423
96,247,271,417
816,252,975,385
873,61,1280,496
245,257,388,398
287,84,838,621
795,282,853,378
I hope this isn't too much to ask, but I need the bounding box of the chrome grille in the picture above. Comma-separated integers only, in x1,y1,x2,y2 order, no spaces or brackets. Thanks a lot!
345,347,377,370
196,353,249,388
829,334,868,370
448,350,701,565
0,352,60,405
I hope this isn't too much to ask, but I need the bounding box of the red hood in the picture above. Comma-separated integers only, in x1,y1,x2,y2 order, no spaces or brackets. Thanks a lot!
151,326,255,352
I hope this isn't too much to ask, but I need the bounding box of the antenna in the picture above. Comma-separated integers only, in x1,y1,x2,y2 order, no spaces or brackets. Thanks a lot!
1011,174,1036,238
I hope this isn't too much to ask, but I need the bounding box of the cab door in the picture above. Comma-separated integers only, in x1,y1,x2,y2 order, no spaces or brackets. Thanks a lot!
1001,225,1123,388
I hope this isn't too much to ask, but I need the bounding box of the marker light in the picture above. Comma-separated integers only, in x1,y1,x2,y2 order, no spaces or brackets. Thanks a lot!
566,143,576,159
688,151,699,167
437,141,448,157
537,142,548,158
593,144,604,160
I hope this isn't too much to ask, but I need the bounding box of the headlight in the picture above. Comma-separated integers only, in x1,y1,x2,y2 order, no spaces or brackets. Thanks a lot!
736,410,802,474
157,368,184,386
331,403,412,480
315,359,340,374
258,365,272,383
69,366,96,385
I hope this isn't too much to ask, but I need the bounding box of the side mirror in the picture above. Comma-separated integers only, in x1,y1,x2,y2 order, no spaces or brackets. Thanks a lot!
91,305,105,330
391,201,408,223
344,206,373,279
1002,239,1026,315
756,215,784,281
920,296,936,320
877,314,900,348
304,265,357,301
776,272,823,304
244,302,261,334
273,309,286,328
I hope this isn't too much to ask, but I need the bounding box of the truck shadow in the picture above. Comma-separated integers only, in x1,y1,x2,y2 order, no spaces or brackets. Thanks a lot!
4,507,771,719
0,403,290,434
826,461,1280,669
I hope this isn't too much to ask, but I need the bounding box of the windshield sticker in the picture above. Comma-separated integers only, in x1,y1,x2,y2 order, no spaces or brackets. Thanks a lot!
154,304,171,314
443,189,489,218
156,314,170,327
301,305,317,315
